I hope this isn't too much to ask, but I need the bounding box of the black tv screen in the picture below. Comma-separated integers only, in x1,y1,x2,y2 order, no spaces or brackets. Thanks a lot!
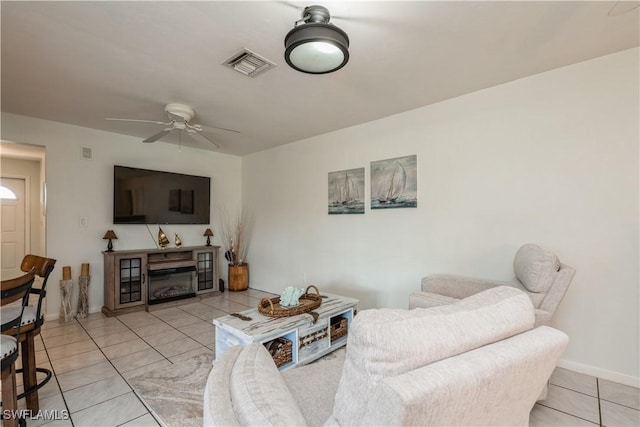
113,165,210,224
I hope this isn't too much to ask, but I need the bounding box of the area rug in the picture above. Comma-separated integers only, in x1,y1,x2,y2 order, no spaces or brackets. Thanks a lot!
128,353,214,427
128,348,346,427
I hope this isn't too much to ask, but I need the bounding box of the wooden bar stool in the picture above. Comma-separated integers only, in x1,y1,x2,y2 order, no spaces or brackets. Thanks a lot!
4,255,56,411
1,268,36,427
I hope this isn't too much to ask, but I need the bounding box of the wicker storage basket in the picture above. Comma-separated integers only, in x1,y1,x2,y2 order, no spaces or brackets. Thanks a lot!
264,337,293,368
299,326,329,349
258,285,322,318
330,317,348,341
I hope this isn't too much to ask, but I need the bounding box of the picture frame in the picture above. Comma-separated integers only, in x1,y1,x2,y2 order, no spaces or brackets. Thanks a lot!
328,167,365,215
370,155,417,209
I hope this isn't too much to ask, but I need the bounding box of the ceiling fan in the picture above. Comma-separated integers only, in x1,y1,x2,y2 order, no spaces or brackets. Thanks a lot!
105,103,239,149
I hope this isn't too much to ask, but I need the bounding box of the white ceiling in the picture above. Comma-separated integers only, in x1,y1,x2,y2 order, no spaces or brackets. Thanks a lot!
1,1,638,156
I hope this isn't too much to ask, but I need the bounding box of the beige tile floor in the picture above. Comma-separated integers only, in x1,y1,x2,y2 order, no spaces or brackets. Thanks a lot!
5,288,639,426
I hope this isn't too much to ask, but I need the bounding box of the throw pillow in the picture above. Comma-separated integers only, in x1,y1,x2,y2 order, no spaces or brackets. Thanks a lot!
513,244,560,293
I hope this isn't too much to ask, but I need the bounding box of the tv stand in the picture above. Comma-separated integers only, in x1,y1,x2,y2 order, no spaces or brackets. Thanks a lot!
102,245,220,317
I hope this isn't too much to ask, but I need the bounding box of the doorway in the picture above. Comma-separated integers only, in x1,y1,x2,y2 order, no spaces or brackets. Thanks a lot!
1,177,27,279
0,142,46,281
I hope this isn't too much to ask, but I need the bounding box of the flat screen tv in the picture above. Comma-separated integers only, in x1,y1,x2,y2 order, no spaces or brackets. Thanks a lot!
113,165,210,224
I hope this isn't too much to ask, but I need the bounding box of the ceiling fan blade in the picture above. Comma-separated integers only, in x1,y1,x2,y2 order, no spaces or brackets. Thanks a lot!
196,123,240,134
143,129,171,143
189,131,220,150
186,121,240,134
105,117,170,125
209,125,240,134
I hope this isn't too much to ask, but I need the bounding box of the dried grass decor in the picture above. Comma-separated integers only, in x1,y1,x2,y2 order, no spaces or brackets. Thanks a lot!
219,208,252,266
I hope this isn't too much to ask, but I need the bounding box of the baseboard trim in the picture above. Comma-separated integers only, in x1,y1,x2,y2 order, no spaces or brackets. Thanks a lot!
558,358,640,388
45,305,103,321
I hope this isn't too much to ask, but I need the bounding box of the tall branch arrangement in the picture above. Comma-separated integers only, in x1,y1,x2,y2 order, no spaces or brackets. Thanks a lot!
219,208,251,266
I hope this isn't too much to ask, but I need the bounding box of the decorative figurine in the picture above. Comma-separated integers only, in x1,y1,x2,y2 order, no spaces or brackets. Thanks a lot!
175,233,182,247
158,227,170,248
280,286,304,307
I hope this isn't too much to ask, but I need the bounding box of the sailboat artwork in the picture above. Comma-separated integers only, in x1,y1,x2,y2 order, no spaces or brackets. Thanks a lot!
371,155,417,209
328,167,365,215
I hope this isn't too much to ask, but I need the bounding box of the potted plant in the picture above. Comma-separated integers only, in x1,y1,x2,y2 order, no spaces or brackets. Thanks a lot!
220,208,251,291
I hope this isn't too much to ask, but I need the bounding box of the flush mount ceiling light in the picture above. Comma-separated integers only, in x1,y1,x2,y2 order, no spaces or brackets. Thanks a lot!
284,5,349,74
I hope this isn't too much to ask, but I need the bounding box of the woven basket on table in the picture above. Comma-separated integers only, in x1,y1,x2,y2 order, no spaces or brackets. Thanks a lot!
258,285,322,318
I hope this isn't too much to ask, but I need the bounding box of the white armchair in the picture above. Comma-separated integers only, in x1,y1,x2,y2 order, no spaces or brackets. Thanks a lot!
410,244,575,327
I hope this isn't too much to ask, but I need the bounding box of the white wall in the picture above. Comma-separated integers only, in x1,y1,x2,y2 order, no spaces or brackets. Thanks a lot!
243,48,639,384
1,114,242,319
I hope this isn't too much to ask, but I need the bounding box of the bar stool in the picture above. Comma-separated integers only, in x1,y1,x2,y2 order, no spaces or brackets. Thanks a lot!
2,268,36,427
4,255,56,411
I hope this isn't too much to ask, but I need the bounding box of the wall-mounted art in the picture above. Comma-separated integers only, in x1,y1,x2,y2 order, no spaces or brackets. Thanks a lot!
371,155,417,209
328,167,365,215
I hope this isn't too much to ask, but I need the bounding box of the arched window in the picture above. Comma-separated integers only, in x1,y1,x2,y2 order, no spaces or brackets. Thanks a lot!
0,185,17,200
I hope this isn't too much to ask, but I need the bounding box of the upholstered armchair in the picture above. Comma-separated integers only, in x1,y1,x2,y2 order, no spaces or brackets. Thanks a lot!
410,244,575,327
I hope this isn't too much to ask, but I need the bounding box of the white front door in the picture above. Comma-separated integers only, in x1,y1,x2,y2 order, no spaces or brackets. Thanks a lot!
1,177,27,280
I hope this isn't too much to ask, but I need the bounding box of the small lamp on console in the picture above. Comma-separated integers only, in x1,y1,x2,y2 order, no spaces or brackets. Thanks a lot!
204,228,214,246
103,230,118,252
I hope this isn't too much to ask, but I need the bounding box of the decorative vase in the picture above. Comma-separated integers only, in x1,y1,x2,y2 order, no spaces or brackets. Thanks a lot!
228,263,249,292
76,263,90,319
60,266,74,322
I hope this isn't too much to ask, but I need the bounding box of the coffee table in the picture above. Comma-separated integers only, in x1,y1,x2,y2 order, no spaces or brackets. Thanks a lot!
214,292,358,370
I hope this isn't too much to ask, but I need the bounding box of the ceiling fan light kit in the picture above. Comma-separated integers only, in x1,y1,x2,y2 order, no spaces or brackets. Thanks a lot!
284,5,349,74
164,103,196,122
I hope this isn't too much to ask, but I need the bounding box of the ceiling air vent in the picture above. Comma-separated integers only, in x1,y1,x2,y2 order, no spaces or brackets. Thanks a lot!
223,49,276,78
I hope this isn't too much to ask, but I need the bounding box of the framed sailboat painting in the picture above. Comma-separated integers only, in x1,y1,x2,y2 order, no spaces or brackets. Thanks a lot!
371,155,417,209
328,167,365,214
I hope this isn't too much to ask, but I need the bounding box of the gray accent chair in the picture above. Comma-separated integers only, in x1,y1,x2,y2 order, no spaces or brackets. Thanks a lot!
410,244,576,327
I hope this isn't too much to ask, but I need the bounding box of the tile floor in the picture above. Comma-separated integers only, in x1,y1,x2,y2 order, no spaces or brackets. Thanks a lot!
4,288,639,427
